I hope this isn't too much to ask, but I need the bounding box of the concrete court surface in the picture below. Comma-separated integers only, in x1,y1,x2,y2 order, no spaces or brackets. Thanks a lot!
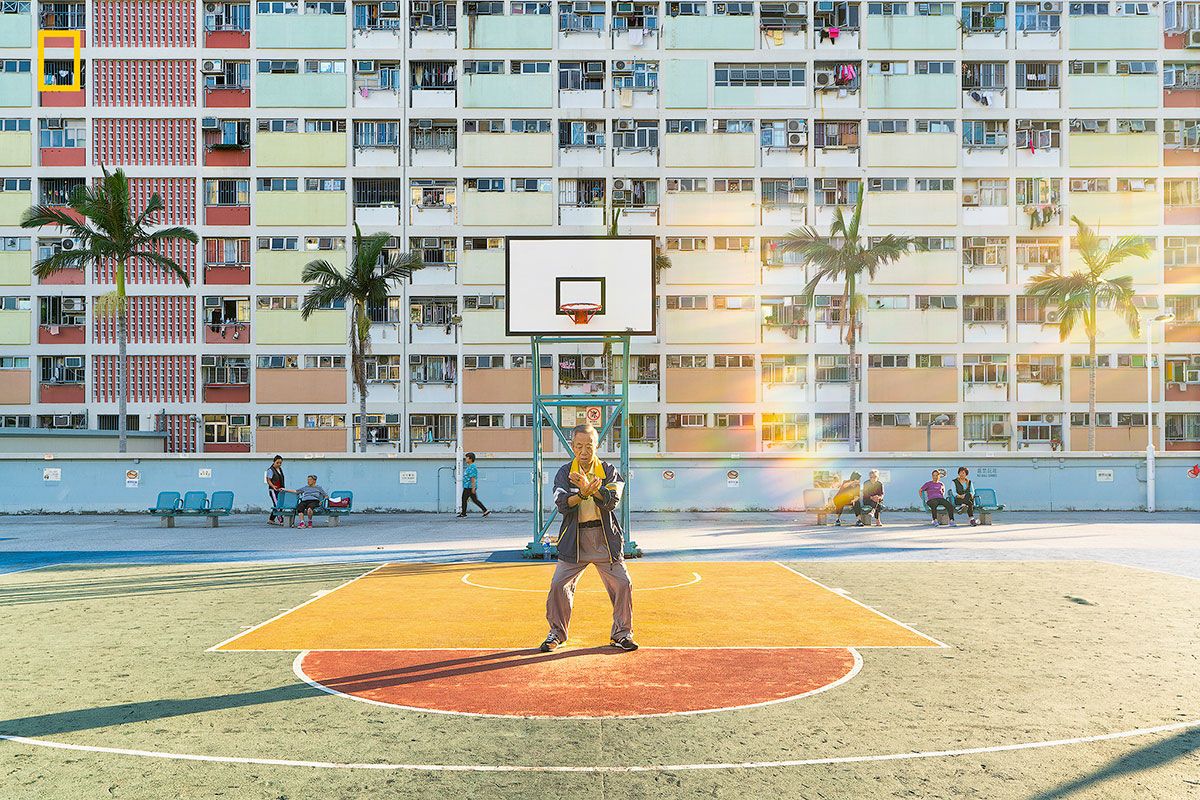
0,512,1198,799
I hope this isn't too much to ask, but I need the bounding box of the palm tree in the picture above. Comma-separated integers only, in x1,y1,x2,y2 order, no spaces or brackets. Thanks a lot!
1024,216,1150,451
21,167,197,453
301,224,422,453
783,190,926,451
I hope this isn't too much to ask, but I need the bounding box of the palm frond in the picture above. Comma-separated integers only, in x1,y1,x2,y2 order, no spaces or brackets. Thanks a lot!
300,283,352,320
141,225,199,245
300,258,348,287
128,249,193,286
1100,234,1153,273
20,205,93,238
32,248,97,280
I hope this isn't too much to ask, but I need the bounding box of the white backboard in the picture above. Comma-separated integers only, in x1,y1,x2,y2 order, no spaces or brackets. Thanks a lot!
505,236,656,336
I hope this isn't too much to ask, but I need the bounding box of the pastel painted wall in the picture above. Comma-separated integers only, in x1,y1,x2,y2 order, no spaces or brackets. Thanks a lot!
0,454,1195,512
256,132,347,167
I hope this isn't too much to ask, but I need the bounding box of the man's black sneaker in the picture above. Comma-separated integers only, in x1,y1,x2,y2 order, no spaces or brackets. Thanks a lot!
539,634,561,653
610,636,639,652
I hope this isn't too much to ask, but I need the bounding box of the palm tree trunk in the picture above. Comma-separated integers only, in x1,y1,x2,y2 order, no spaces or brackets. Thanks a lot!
1088,293,1097,451
355,300,368,454
359,383,368,454
848,327,858,452
116,258,128,454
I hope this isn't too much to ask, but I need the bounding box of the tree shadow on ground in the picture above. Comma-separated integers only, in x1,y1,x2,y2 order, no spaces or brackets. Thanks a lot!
1028,728,1200,799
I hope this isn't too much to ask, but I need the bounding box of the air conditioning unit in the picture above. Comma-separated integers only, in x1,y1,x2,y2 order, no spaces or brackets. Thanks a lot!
201,117,220,130
416,119,433,130
814,70,836,89
1128,179,1147,191
612,178,628,190
61,297,85,312
44,118,63,129
60,238,80,251
791,178,808,191
714,1,727,12
409,354,423,365
355,60,376,74
581,355,604,370
613,60,631,71
1188,30,1200,48
787,131,806,147
573,0,590,11
201,355,218,367
1039,0,1059,10
53,415,71,426
785,1,803,13
586,121,600,132
989,421,1011,438
464,356,478,369
879,62,893,74
478,296,495,308
584,61,603,75
616,119,634,131
205,3,218,12
3,237,17,248
202,59,224,73
616,1,634,10
380,0,400,11
1188,369,1200,383
962,193,978,206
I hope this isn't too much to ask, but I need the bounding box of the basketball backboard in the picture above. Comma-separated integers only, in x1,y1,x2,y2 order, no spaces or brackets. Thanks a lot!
505,236,656,336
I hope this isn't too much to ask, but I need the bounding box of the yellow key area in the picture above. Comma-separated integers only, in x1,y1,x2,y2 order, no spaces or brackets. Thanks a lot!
217,562,941,651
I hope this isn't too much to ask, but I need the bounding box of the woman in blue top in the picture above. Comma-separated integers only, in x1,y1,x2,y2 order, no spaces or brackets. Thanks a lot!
457,452,490,518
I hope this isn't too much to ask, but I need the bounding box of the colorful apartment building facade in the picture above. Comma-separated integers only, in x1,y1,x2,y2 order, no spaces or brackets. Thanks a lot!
2,0,1200,455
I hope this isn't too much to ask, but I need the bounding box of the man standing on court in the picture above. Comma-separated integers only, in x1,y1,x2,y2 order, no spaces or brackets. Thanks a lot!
539,423,638,653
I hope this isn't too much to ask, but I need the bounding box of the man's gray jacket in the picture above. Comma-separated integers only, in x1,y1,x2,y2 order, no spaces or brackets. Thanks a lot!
552,460,624,563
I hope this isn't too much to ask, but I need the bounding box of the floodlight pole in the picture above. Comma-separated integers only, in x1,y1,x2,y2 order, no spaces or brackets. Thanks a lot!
524,333,639,560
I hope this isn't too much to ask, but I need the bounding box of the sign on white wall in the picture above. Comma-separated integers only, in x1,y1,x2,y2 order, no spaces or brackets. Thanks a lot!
125,470,140,489
198,468,212,479
727,469,740,488
1096,469,1114,482
43,468,61,482
399,471,417,484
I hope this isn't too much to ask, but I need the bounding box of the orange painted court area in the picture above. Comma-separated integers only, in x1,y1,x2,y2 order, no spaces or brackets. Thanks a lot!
299,647,859,717
217,562,942,651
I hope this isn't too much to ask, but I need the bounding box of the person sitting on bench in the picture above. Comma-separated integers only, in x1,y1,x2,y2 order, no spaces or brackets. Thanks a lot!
919,469,956,527
856,469,885,527
951,466,980,527
286,475,329,529
831,472,862,527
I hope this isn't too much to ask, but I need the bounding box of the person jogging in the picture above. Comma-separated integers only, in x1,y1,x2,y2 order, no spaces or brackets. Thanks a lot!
264,455,285,526
457,452,490,518
538,423,638,653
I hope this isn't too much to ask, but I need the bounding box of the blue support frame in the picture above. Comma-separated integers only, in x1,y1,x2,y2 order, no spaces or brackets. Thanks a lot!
523,334,641,559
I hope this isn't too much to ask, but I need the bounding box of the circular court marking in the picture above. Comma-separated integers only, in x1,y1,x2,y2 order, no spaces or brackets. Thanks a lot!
294,647,861,719
4,718,1198,773
460,571,702,593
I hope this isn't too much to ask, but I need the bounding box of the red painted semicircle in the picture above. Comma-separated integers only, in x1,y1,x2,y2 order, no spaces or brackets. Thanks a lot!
300,647,857,718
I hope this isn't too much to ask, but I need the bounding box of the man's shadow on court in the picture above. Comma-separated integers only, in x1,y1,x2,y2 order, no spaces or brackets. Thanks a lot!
0,648,622,739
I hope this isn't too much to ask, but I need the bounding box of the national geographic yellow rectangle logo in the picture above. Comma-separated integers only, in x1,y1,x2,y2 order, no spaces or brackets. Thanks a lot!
37,30,82,92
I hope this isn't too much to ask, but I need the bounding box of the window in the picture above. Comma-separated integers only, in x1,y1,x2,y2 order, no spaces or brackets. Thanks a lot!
869,354,910,368
916,295,957,310
666,354,707,368
868,119,909,134
868,178,909,192
304,355,344,369
257,414,299,428
762,355,805,384
666,236,707,252
666,119,705,134
713,354,753,368
815,413,852,443
962,62,1006,90
816,354,850,383
714,63,805,88
1016,63,1060,90
917,354,955,368
813,121,860,150
464,414,504,428
713,178,752,193
256,177,298,192
1165,179,1200,208
202,355,250,386
256,296,299,311
869,413,912,427
963,178,1008,207
916,61,954,75
1017,413,1061,444
39,296,85,327
916,178,954,192
1069,61,1109,75
1016,238,1061,271
1167,414,1200,442
257,59,299,74
365,355,404,382
1017,354,1061,383
257,355,299,369
762,412,807,444
965,412,1009,440
1165,237,1200,268
410,355,456,384
963,120,1008,148
40,355,84,384
666,177,705,193
510,354,552,369
204,414,251,444
304,59,345,74
963,236,1008,269
870,295,910,309
1164,119,1200,149
206,179,249,206
714,413,754,428
1116,61,1156,75
964,354,1008,384
665,295,708,310
667,413,707,428
0,237,30,252
405,416,451,447
814,177,861,206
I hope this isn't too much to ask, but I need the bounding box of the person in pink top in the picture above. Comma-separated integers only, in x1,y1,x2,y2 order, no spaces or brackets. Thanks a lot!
919,469,956,527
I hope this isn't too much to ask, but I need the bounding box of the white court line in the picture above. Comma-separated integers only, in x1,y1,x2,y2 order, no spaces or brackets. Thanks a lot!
291,648,863,720
773,562,950,649
3,717,1198,772
206,563,387,652
0,563,65,578
460,571,702,593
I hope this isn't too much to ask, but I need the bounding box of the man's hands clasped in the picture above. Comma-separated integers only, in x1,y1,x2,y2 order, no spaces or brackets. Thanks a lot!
569,471,603,498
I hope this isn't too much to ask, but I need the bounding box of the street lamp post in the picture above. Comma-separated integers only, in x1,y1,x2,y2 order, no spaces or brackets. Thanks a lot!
926,413,951,451
1145,312,1174,513
452,313,464,514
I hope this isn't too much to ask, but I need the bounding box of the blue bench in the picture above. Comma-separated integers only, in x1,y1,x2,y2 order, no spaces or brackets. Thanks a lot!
272,490,353,527
150,490,234,527
972,487,1005,525
149,491,182,527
